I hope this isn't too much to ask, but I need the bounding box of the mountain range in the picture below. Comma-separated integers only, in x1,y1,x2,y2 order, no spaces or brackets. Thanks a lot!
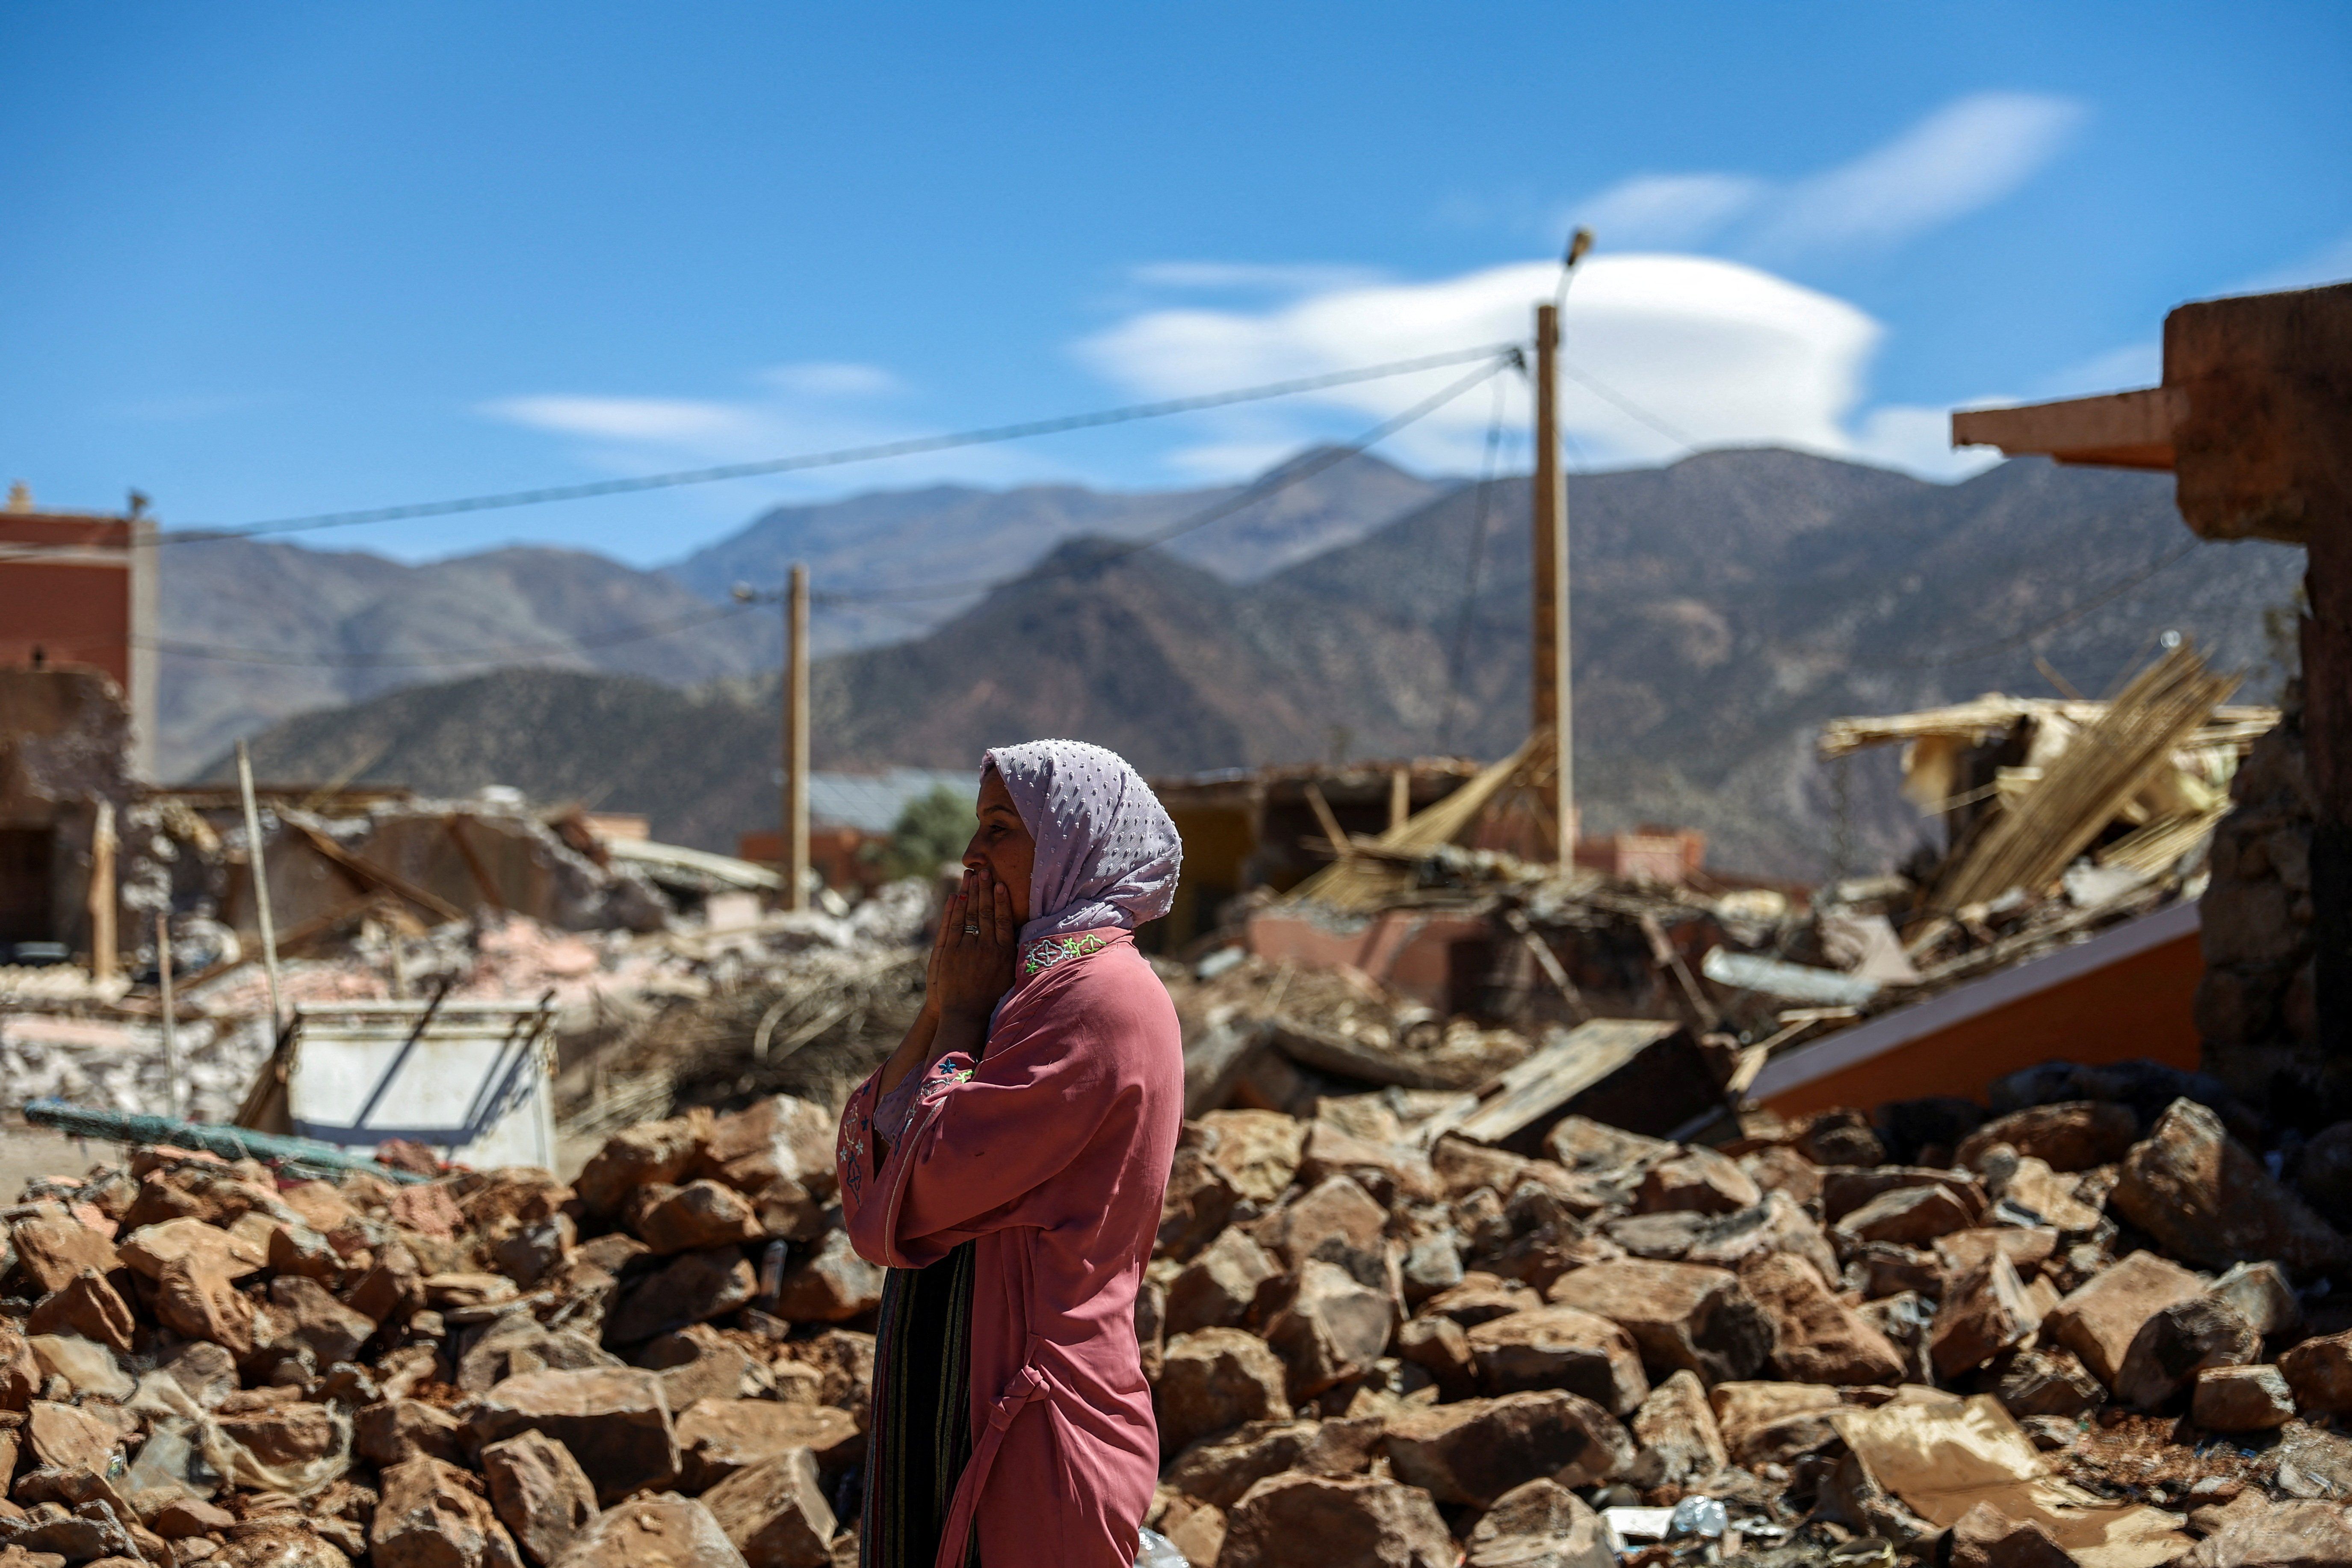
204,446,2306,879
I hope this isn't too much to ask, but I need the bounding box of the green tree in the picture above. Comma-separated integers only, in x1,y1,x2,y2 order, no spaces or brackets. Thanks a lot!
868,784,976,880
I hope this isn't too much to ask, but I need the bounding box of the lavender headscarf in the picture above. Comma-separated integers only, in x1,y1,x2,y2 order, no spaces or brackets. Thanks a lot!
981,739,1183,945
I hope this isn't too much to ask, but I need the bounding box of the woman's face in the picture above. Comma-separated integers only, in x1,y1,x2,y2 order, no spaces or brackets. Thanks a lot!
963,767,1035,926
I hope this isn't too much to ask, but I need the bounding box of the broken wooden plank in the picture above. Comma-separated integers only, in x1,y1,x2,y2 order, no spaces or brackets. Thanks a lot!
1451,1017,1721,1150
1265,1015,1522,1092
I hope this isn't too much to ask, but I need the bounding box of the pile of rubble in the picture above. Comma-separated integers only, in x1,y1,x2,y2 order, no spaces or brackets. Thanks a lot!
7,1057,2352,1568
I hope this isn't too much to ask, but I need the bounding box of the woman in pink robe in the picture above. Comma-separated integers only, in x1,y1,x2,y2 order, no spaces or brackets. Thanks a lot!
837,739,1185,1568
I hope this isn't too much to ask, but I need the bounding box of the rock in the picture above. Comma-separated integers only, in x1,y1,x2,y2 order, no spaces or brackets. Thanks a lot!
549,1494,749,1568
11,1215,121,1296
467,1368,682,1506
1995,1348,2104,1419
1797,1110,1886,1168
1138,1277,1167,1383
1155,1329,1290,1454
1261,1261,1393,1402
358,1399,471,1468
2192,1364,2295,1432
1394,1315,1476,1400
1421,1275,1539,1327
1197,1110,1308,1205
268,1276,378,1367
1934,1227,2059,1282
1432,1138,1535,1202
627,1183,765,1256
219,1400,341,1471
1154,1493,1225,1568
2044,1251,2207,1389
1707,1381,1841,1467
640,1328,772,1411
0,1498,142,1563
1216,1474,1452,1568
1942,1500,2077,1568
154,1497,236,1538
1463,1306,1647,1414
2115,1296,2260,1411
1832,1184,1974,1247
372,1456,525,1568
1253,1176,1391,1294
573,1112,713,1217
461,1320,624,1393
1931,1252,2042,1380
676,1399,862,1490
771,1234,881,1326
1157,1148,1241,1261
0,1326,38,1410
1165,1228,1279,1335
1163,1421,1320,1508
1298,1122,1439,1207
482,1432,600,1567
1957,1102,2139,1173
1384,1391,1632,1505
153,1255,258,1355
607,1248,757,1344
1683,1192,1841,1287
1740,1145,1826,1208
1630,1370,1728,1485
2211,1260,2300,1338
26,1401,119,1471
1464,1479,1614,1568
1635,1149,1760,1216
496,1217,579,1288
1820,1166,1983,1223
213,1525,356,1566
1545,1117,1677,1174
2110,1097,2347,1273
2280,1329,2352,1414
346,1243,427,1326
1545,1260,1771,1385
2178,1499,2352,1567
699,1449,835,1568
24,1270,134,1354
699,1095,838,1203
1740,1253,1905,1386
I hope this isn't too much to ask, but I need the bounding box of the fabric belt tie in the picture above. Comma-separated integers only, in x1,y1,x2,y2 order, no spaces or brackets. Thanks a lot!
932,1362,1050,1568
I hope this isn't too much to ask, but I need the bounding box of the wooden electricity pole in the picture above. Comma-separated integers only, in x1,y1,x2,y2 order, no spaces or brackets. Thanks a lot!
782,564,811,911
1531,301,1572,862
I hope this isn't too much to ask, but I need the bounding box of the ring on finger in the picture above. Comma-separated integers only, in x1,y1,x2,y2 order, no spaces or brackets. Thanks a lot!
964,923,981,936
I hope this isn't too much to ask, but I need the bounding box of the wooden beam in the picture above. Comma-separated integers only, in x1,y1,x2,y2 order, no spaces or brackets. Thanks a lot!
1950,386,2186,472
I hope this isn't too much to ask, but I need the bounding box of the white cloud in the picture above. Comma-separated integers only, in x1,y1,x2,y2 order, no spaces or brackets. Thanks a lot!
756,361,902,397
2037,341,2161,397
482,394,748,442
1851,405,2003,481
1748,92,2086,257
1079,252,1889,475
2230,228,2352,295
1128,261,1383,293
1570,174,1766,248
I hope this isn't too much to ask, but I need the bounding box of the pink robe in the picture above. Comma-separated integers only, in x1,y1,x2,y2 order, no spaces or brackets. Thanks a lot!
838,929,1183,1568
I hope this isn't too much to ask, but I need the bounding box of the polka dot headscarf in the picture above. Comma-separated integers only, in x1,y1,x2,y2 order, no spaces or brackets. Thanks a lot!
981,739,1183,945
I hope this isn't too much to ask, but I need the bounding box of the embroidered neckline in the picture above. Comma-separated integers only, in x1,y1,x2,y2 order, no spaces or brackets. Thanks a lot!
1020,931,1112,976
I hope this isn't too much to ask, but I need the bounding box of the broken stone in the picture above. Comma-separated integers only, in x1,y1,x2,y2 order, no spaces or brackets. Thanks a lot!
1164,1228,1279,1336
626,1182,765,1256
1707,1380,1841,1466
1464,1478,1613,1568
638,1327,772,1411
2177,1499,2352,1568
1260,1260,1393,1403
1156,1148,1241,1262
218,1401,341,1471
371,1456,523,1568
1253,1175,1391,1294
267,1276,377,1367
2280,1329,2352,1415
2192,1364,2294,1432
24,1270,133,1355
547,1494,748,1568
25,1401,119,1472
1394,1315,1476,1401
482,1432,599,1568
1995,1348,2104,1419
154,1255,258,1356
466,1368,681,1506
1957,1102,2139,1173
2111,1097,2347,1273
1384,1391,1632,1505
2210,1260,2299,1338
770,1234,880,1326
1629,1370,1729,1486
1740,1253,1906,1386
1196,1110,1308,1205
698,1095,838,1203
1162,1421,1321,1508
1463,1306,1647,1414
1832,1184,1974,1247
675,1399,861,1491
1930,1251,2042,1380
11,1217,121,1299
607,1248,757,1344
1545,1260,1771,1385
1215,1474,1452,1568
356,1400,469,1468
459,1320,622,1394
699,1449,836,1568
1635,1148,1760,1216
1942,1500,2076,1568
2115,1295,2260,1411
1683,1192,1842,1287
573,1112,713,1217
1297,1122,1439,1207
2043,1250,2207,1389
1933,1226,2059,1282
1154,1329,1290,1455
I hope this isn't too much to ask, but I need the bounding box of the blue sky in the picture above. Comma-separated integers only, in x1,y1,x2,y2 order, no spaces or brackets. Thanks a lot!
4,3,2347,568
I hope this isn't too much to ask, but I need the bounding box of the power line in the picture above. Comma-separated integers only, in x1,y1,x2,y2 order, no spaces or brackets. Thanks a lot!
133,352,1517,668
4,342,1520,561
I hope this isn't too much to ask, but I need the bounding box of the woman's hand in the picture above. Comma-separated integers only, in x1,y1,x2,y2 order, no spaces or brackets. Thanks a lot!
932,865,1018,1024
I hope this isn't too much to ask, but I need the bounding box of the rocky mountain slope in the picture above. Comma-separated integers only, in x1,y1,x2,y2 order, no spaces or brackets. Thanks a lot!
217,449,2303,878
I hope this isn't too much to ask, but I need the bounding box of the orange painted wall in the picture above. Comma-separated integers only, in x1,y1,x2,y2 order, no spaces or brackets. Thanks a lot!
1761,928,2204,1117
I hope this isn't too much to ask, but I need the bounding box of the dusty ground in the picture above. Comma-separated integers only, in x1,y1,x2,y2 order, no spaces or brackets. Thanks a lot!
0,1121,115,1197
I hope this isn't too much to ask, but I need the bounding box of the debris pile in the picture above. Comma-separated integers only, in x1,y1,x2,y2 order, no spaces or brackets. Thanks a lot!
6,1053,2350,1567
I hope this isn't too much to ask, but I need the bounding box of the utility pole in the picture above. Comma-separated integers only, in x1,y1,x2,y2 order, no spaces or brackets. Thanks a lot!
1531,229,1592,865
782,563,811,911
1531,301,1572,862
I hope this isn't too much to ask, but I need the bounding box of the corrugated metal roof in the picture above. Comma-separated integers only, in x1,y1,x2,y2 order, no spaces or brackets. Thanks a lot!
809,768,974,833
